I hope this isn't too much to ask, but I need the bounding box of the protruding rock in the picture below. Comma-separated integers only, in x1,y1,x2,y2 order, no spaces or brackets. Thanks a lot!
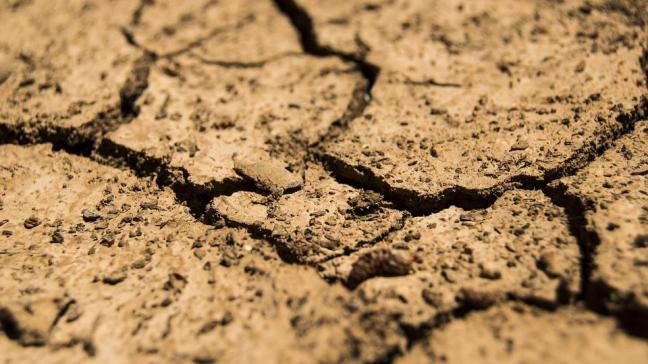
233,156,303,195
347,248,412,288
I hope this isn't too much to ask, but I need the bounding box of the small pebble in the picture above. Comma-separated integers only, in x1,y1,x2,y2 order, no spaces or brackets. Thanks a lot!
51,231,64,244
103,269,127,285
479,262,502,280
457,287,498,309
509,141,529,151
23,216,41,229
82,209,101,222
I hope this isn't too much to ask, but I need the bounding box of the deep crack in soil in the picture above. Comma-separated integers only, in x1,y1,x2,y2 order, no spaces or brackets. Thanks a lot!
1,0,648,363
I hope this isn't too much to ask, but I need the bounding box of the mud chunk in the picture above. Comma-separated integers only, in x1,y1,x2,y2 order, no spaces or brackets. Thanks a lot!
509,140,529,151
140,201,159,210
131,259,147,269
194,248,206,260
421,289,444,308
479,262,502,280
0,0,140,133
634,234,648,248
164,273,187,293
23,216,41,229
103,269,127,285
209,164,404,262
100,232,115,247
233,156,302,194
82,209,100,222
347,248,412,288
50,231,64,244
457,287,498,310
348,190,383,215
198,311,234,335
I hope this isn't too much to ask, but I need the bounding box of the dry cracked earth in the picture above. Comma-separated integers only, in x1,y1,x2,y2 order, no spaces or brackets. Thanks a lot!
0,0,647,363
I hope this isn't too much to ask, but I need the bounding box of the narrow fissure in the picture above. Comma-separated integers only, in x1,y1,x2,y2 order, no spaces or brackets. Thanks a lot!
272,0,380,119
1,5,647,358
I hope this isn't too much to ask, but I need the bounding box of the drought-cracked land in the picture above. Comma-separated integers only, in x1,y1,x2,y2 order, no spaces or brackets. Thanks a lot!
0,0,647,363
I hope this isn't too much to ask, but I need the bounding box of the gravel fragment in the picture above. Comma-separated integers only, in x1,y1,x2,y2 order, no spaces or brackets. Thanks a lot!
233,156,303,194
50,231,64,244
23,216,41,229
82,209,101,222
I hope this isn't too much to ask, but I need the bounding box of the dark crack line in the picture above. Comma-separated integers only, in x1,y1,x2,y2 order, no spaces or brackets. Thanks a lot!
542,183,597,303
130,0,154,27
403,78,462,88
0,51,156,155
256,5,648,345
205,210,302,263
189,51,303,69
49,300,75,334
387,82,648,360
319,95,648,218
310,213,411,267
96,139,256,218
162,17,255,59
0,4,646,358
543,152,648,339
272,0,380,119
0,48,250,219
121,15,255,60
270,1,646,221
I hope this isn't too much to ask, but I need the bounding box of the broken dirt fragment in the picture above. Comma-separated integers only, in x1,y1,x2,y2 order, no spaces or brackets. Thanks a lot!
107,54,361,194
0,0,140,131
129,0,300,61
399,303,648,364
0,145,407,363
233,155,302,194
209,163,405,263
312,0,647,213
0,0,647,362
347,248,412,288
320,189,581,327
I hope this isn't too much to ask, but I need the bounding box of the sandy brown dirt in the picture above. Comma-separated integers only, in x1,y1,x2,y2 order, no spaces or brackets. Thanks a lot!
0,0,647,363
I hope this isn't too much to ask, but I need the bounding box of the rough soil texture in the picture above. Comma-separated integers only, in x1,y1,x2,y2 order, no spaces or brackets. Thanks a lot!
0,0,646,363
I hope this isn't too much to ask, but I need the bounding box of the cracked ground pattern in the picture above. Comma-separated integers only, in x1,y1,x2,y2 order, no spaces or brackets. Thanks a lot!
0,0,647,363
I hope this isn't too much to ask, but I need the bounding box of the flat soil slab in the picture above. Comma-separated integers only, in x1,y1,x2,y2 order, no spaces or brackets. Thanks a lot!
318,189,581,326
0,0,139,130
398,303,648,364
129,0,301,61
0,0,647,362
208,163,406,263
0,144,366,363
315,0,646,212
107,54,362,191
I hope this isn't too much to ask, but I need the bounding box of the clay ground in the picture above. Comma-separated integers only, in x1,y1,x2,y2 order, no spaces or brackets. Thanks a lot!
0,0,647,363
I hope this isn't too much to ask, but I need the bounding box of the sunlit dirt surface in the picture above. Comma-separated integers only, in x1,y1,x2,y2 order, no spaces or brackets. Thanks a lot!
0,1,647,363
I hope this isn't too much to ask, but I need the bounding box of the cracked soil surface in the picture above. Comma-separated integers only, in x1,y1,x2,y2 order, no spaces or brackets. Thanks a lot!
0,0,647,363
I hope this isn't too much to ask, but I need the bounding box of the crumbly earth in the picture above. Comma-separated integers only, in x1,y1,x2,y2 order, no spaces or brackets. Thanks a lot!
0,0,647,363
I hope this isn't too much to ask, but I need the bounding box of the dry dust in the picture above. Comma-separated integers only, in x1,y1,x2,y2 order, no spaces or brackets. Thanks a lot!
0,0,647,363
